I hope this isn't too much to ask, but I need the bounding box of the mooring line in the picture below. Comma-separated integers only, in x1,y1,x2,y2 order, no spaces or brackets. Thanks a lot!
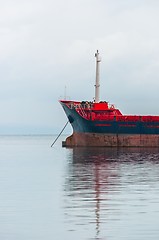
51,121,69,147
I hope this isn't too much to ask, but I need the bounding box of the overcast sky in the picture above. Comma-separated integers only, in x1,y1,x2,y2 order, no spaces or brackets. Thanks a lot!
1,0,159,134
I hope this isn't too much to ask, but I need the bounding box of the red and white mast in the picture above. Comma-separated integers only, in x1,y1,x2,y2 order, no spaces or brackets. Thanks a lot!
95,50,101,103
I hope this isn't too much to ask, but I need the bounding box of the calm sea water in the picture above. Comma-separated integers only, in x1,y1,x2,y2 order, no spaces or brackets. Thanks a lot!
0,135,159,240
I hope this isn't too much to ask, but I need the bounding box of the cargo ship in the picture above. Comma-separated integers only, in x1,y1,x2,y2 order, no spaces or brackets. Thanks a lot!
60,50,159,147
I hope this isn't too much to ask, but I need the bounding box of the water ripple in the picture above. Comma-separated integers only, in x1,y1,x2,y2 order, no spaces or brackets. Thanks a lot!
63,147,159,239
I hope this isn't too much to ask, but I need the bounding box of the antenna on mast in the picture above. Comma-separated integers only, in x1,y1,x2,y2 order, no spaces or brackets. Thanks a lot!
64,86,67,100
95,50,101,103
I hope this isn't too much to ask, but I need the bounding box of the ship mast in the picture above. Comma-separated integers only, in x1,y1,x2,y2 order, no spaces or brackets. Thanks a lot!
95,50,101,103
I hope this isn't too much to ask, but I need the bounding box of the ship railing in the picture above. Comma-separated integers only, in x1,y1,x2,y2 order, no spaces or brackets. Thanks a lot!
116,115,159,122
91,115,159,122
92,114,115,121
141,116,159,122
76,107,88,119
66,102,91,110
116,116,141,122
65,102,74,109
64,102,89,119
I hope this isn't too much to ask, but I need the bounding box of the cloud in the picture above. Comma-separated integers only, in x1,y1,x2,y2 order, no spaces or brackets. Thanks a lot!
1,0,159,133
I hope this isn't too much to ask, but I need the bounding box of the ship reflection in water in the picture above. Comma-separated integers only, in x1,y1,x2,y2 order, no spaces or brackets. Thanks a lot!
63,147,159,240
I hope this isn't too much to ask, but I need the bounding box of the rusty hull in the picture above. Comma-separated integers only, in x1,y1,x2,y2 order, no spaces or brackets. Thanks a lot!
62,133,159,147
